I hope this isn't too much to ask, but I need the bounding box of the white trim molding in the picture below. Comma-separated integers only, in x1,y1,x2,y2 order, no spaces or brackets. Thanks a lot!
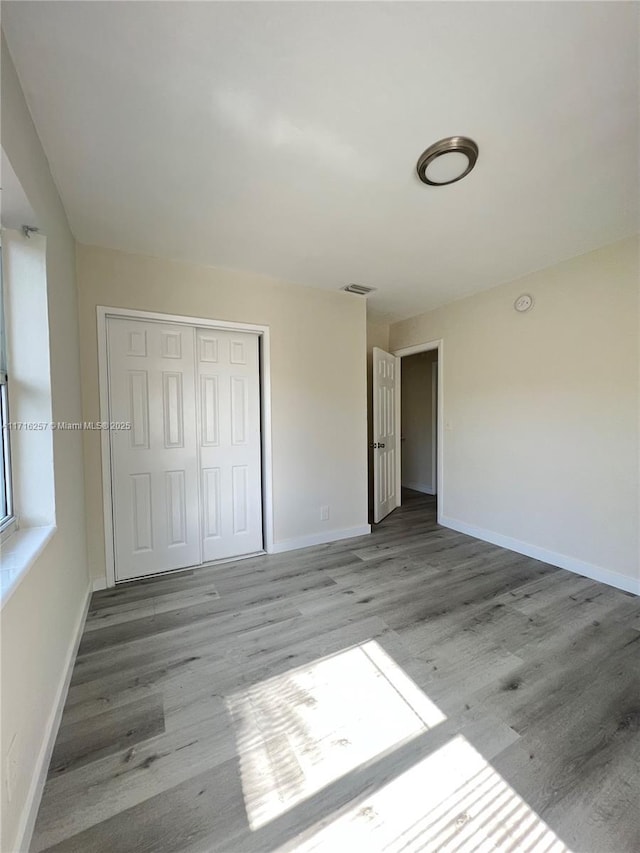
393,340,440,359
394,355,401,508
270,524,371,554
12,582,92,853
96,306,275,588
440,514,640,596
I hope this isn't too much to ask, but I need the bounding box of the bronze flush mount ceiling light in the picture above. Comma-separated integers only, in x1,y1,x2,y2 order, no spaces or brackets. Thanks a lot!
416,136,479,186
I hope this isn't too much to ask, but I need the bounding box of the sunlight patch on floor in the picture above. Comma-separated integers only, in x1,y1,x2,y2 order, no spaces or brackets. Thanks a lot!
226,640,446,830
277,734,571,853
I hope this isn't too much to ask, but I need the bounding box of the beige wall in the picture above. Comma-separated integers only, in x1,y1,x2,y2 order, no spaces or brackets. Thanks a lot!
1,38,89,852
76,244,369,584
401,352,437,494
390,237,639,590
367,319,390,356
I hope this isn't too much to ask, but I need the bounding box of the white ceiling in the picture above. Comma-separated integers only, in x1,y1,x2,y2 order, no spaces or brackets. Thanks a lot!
3,2,638,321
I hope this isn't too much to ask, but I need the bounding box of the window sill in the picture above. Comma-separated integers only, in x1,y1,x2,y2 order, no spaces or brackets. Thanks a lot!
0,525,56,608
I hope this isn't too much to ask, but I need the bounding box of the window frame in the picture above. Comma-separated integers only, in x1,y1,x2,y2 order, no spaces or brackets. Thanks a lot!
0,246,16,540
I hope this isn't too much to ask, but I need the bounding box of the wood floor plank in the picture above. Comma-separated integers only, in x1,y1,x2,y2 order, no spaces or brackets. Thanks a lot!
70,601,304,686
32,712,238,850
37,761,247,853
47,694,165,779
84,586,221,633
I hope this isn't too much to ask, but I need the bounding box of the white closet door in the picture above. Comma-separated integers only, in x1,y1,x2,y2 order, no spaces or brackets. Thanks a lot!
108,318,201,581
197,328,263,562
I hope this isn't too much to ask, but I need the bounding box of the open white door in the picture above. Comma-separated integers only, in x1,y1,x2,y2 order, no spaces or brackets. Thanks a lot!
372,346,399,523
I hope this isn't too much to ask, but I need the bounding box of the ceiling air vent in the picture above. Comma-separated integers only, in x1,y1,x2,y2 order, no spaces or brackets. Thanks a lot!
342,283,376,296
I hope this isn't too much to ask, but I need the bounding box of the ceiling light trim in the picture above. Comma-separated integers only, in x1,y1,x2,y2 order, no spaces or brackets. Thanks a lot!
416,136,479,186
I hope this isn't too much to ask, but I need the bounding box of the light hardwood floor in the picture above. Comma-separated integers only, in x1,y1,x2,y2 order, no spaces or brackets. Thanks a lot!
31,492,640,852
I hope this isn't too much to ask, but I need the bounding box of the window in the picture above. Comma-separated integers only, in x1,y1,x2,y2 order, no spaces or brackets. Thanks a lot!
0,226,56,602
0,248,14,534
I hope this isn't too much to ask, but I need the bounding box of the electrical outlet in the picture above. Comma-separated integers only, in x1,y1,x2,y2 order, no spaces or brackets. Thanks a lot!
320,505,330,521
6,734,18,803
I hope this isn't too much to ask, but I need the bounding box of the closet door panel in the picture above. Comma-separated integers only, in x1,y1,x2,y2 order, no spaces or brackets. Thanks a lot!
108,318,200,580
197,329,262,561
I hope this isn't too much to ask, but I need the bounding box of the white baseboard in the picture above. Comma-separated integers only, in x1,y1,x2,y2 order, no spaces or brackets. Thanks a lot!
402,481,436,496
92,577,107,591
439,515,640,596
269,524,371,554
12,581,92,853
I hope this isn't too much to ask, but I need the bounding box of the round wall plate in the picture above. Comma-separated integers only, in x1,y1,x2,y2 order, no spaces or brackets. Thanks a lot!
514,293,534,313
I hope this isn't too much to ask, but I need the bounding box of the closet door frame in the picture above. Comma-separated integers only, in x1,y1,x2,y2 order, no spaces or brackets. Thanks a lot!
97,305,273,589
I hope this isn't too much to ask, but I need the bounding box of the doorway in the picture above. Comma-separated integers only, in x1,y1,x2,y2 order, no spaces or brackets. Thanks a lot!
371,340,442,525
97,307,274,586
400,350,438,497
